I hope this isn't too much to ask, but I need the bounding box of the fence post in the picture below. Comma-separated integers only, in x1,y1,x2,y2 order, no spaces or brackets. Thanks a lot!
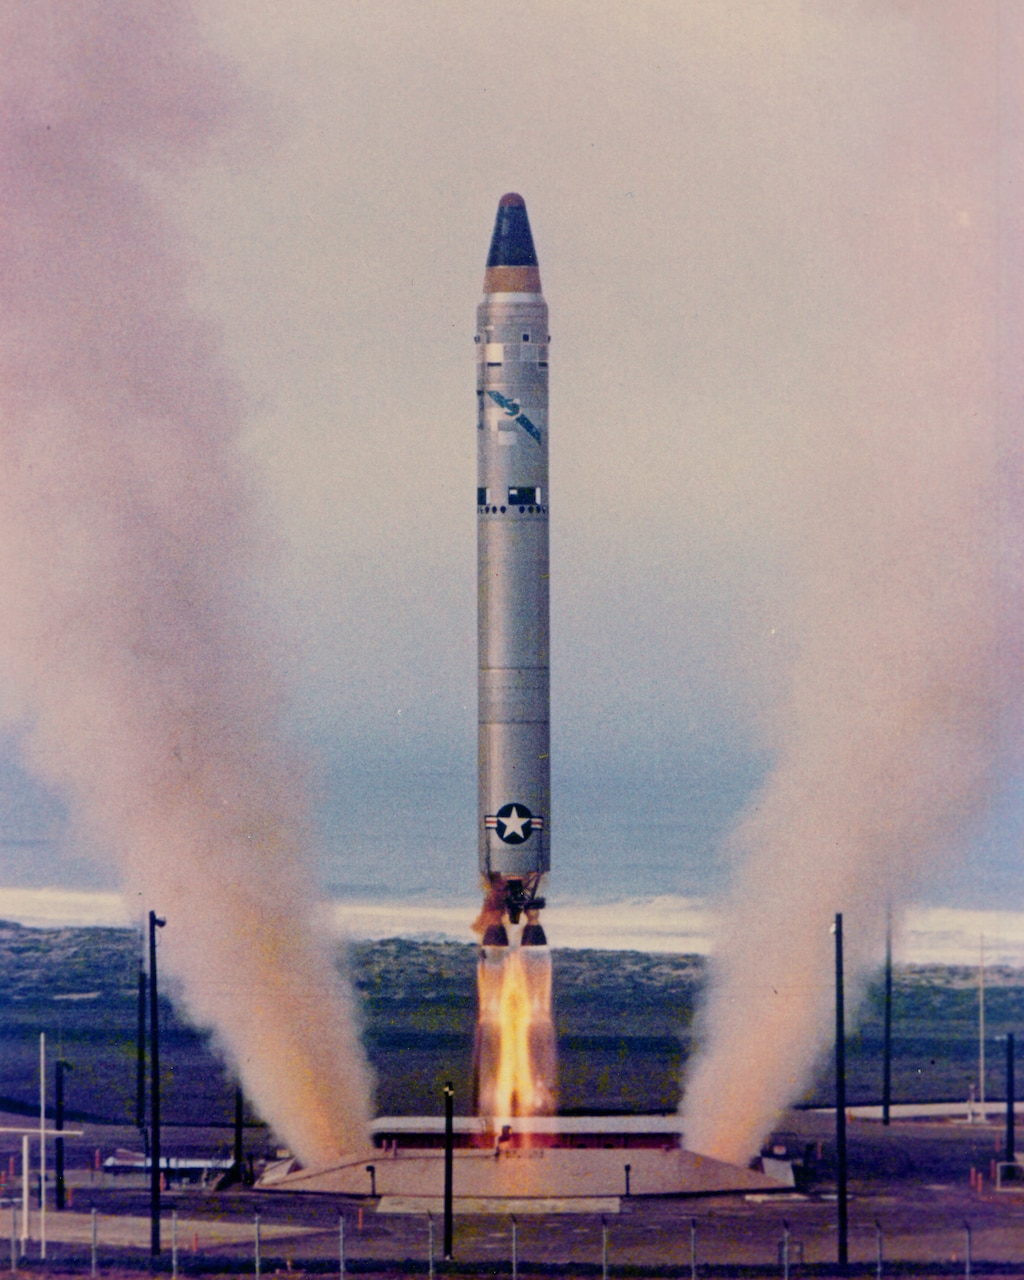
964,1221,971,1280
602,1217,609,1280
511,1214,518,1280
428,1212,435,1280
254,1212,261,1279
875,1219,883,1279
90,1208,97,1279
691,1218,698,1280
339,1212,345,1279
8,1201,14,1273
782,1220,790,1280
172,1208,178,1279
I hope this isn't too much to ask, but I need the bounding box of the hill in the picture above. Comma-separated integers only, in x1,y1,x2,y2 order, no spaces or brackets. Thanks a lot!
0,921,1012,1128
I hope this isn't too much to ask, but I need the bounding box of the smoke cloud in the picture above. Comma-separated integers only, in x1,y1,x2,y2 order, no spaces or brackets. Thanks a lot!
680,4,1022,1164
0,4,372,1163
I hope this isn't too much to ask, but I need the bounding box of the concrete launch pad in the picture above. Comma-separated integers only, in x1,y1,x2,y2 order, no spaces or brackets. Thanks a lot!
257,1116,787,1205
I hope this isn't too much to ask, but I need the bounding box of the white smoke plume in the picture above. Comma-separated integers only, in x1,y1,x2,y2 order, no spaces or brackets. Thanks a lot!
0,5,373,1163
680,3,1023,1165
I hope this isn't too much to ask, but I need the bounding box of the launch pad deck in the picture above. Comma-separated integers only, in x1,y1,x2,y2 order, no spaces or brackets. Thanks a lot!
257,1116,787,1202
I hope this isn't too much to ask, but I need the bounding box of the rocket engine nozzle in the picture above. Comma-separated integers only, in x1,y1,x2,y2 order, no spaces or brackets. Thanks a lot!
503,878,545,925
475,874,547,948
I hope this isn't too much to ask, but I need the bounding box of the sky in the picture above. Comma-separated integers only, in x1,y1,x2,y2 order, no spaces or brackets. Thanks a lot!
0,0,1021,935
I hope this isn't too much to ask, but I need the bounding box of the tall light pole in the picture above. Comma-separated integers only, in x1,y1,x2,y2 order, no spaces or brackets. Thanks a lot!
234,1085,245,1180
882,908,892,1126
55,1059,71,1211
1006,1032,1015,1165
834,913,848,1271
149,911,166,1258
979,936,987,1121
39,1033,46,1259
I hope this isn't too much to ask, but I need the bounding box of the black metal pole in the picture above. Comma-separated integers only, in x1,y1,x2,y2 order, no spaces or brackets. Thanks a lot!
882,912,892,1126
234,1085,244,1172
149,911,165,1258
835,912,848,1271
443,1082,454,1260
1007,1032,1015,1164
55,1060,69,1211
137,956,147,1134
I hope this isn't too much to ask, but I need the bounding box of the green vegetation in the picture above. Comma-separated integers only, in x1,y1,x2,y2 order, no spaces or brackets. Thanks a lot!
0,921,1018,1126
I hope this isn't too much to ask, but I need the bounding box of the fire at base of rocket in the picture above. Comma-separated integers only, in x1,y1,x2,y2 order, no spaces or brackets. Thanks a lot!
474,943,556,1118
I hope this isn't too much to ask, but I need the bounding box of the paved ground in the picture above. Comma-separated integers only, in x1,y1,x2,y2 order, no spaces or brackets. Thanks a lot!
11,1189,1024,1277
4,1110,1024,1275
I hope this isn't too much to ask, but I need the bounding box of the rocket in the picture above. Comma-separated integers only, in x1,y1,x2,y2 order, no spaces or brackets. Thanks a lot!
476,194,549,949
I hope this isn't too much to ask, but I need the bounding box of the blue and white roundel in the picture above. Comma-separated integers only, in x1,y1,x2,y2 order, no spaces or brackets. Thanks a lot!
485,803,545,845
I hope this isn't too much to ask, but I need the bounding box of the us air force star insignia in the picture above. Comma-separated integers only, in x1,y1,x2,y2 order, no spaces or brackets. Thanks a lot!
498,804,529,841
483,802,546,844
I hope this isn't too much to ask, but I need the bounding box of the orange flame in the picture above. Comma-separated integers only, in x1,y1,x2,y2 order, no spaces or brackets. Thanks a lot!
475,946,556,1118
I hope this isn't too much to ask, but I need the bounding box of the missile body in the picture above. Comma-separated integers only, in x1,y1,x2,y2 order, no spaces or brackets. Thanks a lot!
477,194,549,947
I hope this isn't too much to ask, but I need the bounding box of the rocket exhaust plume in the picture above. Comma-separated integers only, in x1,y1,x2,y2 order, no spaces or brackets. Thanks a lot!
680,5,1021,1166
473,887,556,1119
474,947,556,1119
0,5,373,1163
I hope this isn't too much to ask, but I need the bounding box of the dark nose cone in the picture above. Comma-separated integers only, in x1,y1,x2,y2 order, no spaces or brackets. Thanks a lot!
487,193,538,267
483,193,542,293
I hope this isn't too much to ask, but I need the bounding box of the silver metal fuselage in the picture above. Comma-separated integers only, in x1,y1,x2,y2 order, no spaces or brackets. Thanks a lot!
476,289,550,883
